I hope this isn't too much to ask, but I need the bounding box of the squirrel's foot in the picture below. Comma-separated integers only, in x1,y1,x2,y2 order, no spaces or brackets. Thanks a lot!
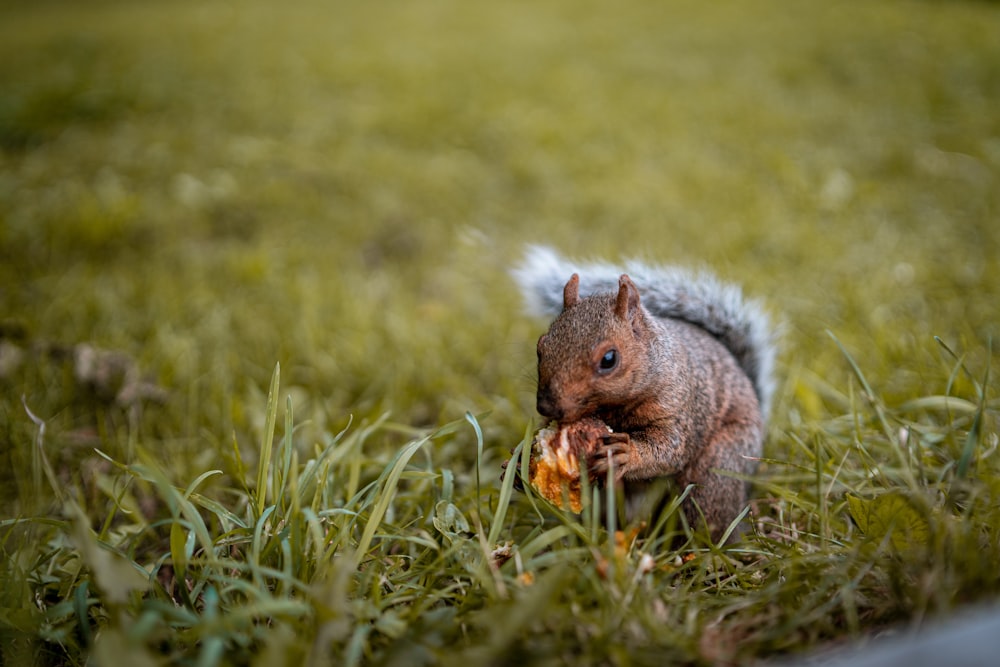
588,432,632,482
499,456,525,491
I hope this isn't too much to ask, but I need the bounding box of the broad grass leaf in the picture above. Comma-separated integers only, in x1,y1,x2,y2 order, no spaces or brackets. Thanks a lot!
374,609,407,639
255,362,280,517
432,500,472,542
91,626,159,667
846,492,930,552
69,502,147,604
170,521,188,579
251,622,304,667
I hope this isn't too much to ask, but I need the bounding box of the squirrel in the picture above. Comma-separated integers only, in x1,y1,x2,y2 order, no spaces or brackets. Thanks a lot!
511,245,776,543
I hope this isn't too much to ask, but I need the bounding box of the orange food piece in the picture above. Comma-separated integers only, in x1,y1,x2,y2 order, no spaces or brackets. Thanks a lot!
527,418,612,512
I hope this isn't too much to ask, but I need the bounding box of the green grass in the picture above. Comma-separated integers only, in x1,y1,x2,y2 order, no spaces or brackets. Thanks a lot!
1,0,998,664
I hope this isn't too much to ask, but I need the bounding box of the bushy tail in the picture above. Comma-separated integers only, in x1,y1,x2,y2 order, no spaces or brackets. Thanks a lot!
512,245,777,418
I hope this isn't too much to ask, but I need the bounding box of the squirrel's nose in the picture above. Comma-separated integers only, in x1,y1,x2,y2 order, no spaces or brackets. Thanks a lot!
536,389,562,421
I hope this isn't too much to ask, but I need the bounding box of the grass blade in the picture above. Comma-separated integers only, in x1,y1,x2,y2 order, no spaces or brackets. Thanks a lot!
466,411,485,516
352,434,431,568
955,342,991,479
255,362,281,518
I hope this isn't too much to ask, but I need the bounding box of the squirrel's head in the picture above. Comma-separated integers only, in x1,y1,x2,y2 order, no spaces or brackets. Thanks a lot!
535,272,652,423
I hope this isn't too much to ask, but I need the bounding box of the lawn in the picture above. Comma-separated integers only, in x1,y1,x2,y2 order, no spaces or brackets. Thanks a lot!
1,0,998,664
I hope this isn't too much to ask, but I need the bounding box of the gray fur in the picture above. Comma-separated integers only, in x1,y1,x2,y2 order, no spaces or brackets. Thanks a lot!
512,244,777,419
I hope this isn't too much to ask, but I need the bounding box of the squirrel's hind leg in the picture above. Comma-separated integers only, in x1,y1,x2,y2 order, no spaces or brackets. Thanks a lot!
677,421,763,544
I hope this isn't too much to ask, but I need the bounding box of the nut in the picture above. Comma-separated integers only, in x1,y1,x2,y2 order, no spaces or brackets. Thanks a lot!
528,417,612,512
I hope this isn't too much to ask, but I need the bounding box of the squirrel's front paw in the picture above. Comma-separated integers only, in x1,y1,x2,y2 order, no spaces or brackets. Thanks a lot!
588,432,632,482
499,456,525,491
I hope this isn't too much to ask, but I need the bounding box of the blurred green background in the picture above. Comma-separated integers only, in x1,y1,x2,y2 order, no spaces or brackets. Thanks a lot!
1,0,998,489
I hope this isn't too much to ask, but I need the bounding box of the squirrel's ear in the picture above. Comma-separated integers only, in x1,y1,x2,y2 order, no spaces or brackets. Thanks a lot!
615,274,641,321
563,273,580,310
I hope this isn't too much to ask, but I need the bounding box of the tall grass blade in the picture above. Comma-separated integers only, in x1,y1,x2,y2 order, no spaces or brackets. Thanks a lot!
255,362,281,518
352,433,432,568
466,411,484,516
275,394,295,511
183,470,223,499
955,342,991,480
22,396,62,505
489,432,529,547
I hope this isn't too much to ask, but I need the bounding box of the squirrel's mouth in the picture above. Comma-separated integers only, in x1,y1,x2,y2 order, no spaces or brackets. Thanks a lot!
536,397,592,424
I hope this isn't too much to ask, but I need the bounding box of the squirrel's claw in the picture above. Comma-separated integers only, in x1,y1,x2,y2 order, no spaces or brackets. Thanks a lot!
588,434,631,481
500,457,525,491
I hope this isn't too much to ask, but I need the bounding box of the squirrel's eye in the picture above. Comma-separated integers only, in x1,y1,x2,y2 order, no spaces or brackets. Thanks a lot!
598,349,618,372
